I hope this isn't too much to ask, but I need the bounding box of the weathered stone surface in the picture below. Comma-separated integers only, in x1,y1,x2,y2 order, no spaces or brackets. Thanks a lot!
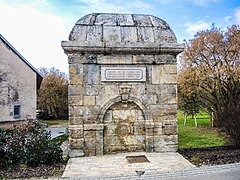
84,138,97,156
69,64,84,85
62,13,183,156
83,64,100,85
160,84,177,104
84,106,100,124
68,13,177,43
69,127,83,139
97,54,132,64
69,138,84,149
68,105,85,118
163,121,178,135
164,135,178,144
68,85,84,96
68,149,84,158
152,65,177,84
83,96,96,106
68,96,83,106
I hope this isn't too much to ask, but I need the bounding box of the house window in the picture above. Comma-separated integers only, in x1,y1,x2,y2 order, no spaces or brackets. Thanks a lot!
14,105,21,118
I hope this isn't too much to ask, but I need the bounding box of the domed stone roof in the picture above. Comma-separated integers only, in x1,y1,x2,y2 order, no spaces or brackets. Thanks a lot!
69,13,177,44
62,13,184,55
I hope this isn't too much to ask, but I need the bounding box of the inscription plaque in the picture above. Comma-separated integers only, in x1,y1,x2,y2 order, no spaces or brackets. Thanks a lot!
101,67,146,82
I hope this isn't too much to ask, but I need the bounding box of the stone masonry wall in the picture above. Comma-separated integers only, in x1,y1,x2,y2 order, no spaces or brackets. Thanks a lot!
68,53,178,156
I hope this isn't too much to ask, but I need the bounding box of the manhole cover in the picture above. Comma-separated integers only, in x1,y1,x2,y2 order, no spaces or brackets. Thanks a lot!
126,155,150,164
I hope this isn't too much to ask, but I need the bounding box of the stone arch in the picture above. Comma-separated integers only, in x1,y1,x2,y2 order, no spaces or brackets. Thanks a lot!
97,96,151,124
97,96,153,155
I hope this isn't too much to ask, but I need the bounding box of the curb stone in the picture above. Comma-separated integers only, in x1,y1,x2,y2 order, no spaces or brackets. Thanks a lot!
55,163,240,180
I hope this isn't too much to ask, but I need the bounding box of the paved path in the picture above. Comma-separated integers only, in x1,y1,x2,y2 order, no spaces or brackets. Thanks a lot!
60,162,240,180
61,152,240,180
62,152,195,178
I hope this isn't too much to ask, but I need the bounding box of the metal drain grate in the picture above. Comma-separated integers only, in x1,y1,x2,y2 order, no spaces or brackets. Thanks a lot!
126,155,150,164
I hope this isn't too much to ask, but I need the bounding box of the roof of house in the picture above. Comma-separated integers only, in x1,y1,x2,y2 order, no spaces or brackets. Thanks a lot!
0,34,43,89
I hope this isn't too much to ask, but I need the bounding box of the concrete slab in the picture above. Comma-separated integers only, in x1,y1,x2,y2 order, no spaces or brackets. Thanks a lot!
62,152,195,178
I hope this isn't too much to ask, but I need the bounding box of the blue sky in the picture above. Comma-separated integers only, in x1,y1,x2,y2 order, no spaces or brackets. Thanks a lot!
0,0,240,73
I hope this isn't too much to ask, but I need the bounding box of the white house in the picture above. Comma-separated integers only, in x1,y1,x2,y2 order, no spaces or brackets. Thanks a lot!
0,34,42,122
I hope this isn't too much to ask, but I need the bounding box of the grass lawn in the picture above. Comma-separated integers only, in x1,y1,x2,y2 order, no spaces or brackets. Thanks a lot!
178,111,230,148
39,119,68,128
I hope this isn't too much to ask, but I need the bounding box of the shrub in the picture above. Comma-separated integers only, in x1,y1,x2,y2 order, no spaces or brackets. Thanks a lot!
0,121,63,168
217,102,240,146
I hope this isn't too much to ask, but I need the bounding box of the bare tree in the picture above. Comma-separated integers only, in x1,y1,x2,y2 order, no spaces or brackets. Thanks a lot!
37,67,68,120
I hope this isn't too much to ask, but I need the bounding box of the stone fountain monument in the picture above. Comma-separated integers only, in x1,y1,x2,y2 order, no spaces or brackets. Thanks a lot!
62,13,184,157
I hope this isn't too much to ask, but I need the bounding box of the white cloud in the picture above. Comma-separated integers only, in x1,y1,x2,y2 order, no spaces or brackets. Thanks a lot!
194,0,218,6
234,8,240,25
78,0,153,14
0,1,69,73
185,22,211,37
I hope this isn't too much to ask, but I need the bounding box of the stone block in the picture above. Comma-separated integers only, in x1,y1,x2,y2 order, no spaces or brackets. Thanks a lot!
69,125,83,139
154,126,163,135
164,135,178,145
83,64,100,85
161,144,178,152
142,94,158,105
68,85,84,96
83,96,96,106
130,85,145,100
69,116,84,125
152,65,177,84
160,84,177,104
137,26,155,42
103,26,121,42
84,137,96,149
85,85,103,96
154,54,176,64
162,105,177,120
86,26,103,43
105,86,119,99
68,96,83,106
69,64,84,85
133,124,145,135
84,123,104,130
103,110,113,123
68,105,86,118
163,121,178,135
132,55,154,64
85,106,100,124
69,138,84,149
146,136,154,152
136,110,144,121
84,147,96,156
146,127,154,136
84,130,96,138
121,27,138,43
97,54,132,64
69,149,84,158
150,105,165,122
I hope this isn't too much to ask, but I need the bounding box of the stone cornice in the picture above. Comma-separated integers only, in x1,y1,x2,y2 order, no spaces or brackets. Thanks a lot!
61,41,185,55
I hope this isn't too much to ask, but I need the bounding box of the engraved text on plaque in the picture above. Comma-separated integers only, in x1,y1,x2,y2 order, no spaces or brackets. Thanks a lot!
101,67,146,82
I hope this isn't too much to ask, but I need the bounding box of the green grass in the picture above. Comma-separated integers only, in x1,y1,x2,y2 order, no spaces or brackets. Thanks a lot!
178,111,230,148
39,120,68,128
50,134,68,144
